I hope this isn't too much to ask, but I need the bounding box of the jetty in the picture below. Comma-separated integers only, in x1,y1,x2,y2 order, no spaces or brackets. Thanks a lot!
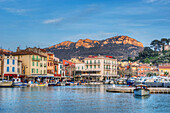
106,86,170,94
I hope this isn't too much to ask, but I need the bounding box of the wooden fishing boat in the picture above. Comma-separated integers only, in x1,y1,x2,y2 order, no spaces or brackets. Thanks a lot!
134,84,150,96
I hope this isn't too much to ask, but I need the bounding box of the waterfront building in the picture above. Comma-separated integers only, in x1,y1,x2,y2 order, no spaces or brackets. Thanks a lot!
63,60,75,79
75,61,85,81
159,63,170,76
0,51,22,79
137,64,151,76
47,53,54,76
81,55,117,81
13,50,47,77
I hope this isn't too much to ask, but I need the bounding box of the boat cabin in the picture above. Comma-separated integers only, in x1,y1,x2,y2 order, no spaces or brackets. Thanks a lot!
135,84,148,89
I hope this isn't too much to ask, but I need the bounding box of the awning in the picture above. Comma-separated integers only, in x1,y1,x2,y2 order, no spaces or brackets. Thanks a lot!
4,74,25,78
54,74,61,77
27,75,54,78
4,74,17,77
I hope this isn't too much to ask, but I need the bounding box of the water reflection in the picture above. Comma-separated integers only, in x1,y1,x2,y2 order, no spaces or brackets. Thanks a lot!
0,85,170,113
133,95,150,99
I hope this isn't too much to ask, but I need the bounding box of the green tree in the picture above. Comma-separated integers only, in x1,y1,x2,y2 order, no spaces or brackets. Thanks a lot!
150,40,162,51
144,58,150,64
128,57,133,62
164,72,169,76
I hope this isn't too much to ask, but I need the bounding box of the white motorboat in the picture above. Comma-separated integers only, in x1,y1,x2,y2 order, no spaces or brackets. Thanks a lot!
12,78,27,87
134,84,150,96
0,80,13,87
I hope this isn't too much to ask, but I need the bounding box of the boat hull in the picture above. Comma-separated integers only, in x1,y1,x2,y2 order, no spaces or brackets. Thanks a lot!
0,81,13,87
13,83,27,87
134,89,150,96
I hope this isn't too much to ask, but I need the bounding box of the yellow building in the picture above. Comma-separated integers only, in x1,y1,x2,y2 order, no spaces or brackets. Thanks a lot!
159,63,170,76
13,50,47,77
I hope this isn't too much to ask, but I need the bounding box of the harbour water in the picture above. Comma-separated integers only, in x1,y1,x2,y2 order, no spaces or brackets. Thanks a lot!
0,85,170,113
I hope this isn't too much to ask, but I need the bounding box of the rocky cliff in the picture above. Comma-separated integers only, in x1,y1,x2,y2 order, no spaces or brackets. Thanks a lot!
47,36,144,59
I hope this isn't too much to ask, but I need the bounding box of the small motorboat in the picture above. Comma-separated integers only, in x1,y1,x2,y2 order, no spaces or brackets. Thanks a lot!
134,84,150,96
12,78,27,87
48,82,56,86
103,80,110,84
0,80,13,87
37,83,47,87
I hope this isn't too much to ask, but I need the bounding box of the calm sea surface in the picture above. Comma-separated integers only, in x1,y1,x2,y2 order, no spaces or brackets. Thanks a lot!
0,85,170,113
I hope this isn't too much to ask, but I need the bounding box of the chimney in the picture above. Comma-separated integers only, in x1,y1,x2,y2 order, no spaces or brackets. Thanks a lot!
17,47,20,52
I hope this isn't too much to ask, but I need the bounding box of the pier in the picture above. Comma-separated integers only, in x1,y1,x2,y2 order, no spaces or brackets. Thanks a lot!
106,86,170,94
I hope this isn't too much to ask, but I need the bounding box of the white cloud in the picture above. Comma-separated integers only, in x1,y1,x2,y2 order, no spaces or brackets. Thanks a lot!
145,0,170,4
43,18,64,24
3,8,30,15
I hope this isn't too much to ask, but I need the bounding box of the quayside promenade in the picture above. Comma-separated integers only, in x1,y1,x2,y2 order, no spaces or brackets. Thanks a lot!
106,86,170,94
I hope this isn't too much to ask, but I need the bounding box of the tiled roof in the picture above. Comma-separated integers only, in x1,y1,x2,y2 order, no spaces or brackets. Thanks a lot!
12,50,47,57
0,51,11,55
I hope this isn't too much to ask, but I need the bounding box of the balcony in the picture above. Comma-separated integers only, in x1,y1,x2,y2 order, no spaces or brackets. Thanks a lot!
32,58,41,61
104,62,111,65
86,62,100,65
104,68,111,70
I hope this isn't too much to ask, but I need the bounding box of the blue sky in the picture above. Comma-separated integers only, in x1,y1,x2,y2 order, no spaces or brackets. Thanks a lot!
0,0,170,51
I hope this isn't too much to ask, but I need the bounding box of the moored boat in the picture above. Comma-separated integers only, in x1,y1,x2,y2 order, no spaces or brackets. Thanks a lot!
12,78,27,87
0,80,13,87
134,84,150,96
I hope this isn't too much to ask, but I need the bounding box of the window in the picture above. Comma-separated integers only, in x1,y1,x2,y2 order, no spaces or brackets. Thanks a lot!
40,63,43,67
90,65,92,69
44,70,46,74
32,69,34,73
90,60,92,64
7,67,9,72
86,65,88,69
98,60,100,63
82,66,83,70
138,69,140,71
94,60,96,64
33,55,34,59
55,66,57,71
37,69,38,73
94,65,96,68
12,67,15,72
98,65,100,68
145,68,147,70
36,56,38,59
37,62,38,66
78,67,79,70
141,68,143,71
32,62,34,66
12,59,15,65
86,61,88,64
40,70,42,74
44,63,46,67
7,59,9,64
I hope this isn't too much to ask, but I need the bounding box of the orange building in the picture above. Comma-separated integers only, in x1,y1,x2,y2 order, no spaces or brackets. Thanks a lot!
47,53,54,76
137,64,151,76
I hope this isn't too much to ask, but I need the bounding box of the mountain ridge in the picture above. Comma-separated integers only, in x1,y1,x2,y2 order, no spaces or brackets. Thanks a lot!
46,35,144,60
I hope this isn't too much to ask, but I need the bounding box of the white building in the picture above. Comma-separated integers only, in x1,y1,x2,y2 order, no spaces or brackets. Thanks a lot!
0,52,22,79
81,55,118,81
